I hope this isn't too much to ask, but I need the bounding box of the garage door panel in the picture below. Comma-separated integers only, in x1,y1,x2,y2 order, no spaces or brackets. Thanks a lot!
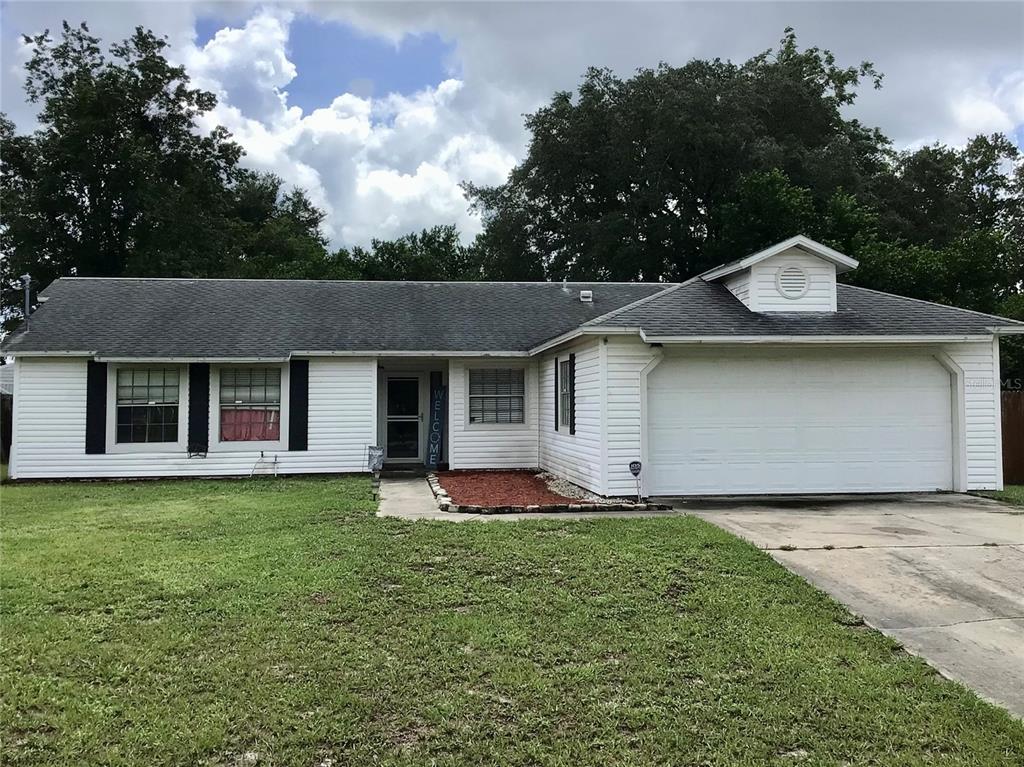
647,351,953,495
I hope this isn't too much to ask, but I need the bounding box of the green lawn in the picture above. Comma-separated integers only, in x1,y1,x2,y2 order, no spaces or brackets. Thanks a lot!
988,484,1024,507
2,478,1022,766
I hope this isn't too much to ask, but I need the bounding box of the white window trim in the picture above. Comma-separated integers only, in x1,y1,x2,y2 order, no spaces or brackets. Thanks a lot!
209,363,290,453
106,364,189,454
464,363,529,429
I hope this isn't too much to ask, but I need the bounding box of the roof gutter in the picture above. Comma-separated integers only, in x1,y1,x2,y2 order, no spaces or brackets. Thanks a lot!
292,350,531,358
8,350,533,360
3,350,98,358
640,333,998,345
95,356,291,363
530,328,1010,354
528,327,637,355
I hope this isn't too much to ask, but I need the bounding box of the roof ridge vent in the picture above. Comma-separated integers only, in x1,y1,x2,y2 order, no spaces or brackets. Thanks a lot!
579,289,593,303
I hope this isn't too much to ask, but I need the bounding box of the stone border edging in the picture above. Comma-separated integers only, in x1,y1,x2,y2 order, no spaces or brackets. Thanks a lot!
426,472,669,515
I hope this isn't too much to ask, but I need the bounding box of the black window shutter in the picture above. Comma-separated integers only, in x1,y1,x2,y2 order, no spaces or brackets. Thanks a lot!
187,363,210,453
553,358,559,431
289,360,309,451
568,353,576,435
85,361,107,454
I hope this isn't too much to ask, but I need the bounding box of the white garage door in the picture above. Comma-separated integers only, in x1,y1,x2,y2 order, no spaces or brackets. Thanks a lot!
646,350,953,495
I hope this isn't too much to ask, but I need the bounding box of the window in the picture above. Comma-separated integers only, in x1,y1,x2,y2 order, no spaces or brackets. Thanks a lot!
219,368,282,441
559,360,571,427
469,368,524,424
115,368,180,443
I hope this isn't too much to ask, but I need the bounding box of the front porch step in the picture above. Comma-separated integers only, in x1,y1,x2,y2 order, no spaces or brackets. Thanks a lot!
380,465,428,478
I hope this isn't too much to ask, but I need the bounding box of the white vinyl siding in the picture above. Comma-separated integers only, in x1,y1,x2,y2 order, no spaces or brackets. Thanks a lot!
748,248,837,312
9,357,377,479
447,360,539,469
539,339,604,494
724,272,751,307
9,338,1006,494
604,336,658,496
946,341,1003,490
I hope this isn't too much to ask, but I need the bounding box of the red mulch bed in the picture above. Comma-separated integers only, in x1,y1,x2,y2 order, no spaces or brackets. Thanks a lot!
437,470,576,507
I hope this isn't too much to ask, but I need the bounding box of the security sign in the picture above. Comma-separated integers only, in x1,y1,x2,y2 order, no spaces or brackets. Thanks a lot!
629,461,642,478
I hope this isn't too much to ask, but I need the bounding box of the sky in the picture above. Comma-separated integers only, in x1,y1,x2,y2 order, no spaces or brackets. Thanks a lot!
2,1,1022,250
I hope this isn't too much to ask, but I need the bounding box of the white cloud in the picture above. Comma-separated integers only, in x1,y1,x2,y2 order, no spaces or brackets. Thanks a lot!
2,1,1021,250
184,7,296,123
182,11,515,247
950,71,1024,140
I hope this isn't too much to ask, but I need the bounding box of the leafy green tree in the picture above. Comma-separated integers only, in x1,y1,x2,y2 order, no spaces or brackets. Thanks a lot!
336,225,482,281
466,30,1023,377
0,22,345,328
225,171,352,280
875,135,1020,250
467,29,886,281
710,169,817,265
0,23,245,326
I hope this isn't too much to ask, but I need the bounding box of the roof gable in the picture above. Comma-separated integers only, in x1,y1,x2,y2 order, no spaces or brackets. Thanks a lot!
700,235,860,282
587,279,1024,338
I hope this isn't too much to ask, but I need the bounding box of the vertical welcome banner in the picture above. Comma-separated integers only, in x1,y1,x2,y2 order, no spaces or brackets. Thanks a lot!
427,371,446,469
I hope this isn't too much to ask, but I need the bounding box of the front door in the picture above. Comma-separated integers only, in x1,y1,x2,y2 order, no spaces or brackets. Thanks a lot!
386,376,421,461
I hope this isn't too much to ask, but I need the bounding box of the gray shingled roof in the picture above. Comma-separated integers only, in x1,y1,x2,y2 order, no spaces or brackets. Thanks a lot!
2,276,1020,359
0,278,669,357
588,279,1024,336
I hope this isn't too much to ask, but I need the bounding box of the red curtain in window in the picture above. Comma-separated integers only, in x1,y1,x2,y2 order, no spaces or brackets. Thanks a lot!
220,409,280,441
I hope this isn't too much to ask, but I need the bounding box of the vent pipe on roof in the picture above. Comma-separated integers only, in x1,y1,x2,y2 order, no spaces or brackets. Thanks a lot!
21,273,31,330
579,289,593,303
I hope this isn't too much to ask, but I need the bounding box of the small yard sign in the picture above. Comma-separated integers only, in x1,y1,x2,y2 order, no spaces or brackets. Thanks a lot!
629,461,642,502
367,445,384,473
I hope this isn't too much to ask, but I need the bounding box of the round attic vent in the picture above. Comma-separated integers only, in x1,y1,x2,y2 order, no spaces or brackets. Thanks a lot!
776,265,810,299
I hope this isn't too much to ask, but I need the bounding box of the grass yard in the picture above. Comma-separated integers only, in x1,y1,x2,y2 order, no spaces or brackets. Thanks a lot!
988,485,1024,507
2,478,1023,766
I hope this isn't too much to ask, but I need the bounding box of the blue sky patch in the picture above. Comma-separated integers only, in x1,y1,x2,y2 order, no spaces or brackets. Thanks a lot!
194,13,457,112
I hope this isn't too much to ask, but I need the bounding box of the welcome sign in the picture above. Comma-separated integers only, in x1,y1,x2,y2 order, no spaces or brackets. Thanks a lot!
427,373,447,468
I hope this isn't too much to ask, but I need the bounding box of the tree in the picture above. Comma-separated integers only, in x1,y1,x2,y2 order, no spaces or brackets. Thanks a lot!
0,22,344,329
466,29,1023,378
224,171,351,280
710,169,817,265
0,23,246,327
336,225,483,281
466,29,886,281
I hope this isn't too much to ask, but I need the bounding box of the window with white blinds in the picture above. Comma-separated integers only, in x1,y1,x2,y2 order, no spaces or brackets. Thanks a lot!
468,368,525,424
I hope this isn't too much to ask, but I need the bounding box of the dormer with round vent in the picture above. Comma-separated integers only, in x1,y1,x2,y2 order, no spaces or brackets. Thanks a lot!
775,265,810,300
701,235,858,313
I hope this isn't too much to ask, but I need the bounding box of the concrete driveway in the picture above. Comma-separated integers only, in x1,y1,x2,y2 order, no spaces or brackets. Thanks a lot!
670,493,1024,718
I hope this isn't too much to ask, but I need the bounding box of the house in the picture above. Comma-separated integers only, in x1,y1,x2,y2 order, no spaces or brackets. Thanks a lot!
3,235,1022,496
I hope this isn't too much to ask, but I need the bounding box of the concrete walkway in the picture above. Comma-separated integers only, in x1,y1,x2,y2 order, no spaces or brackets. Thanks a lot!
376,476,681,522
686,493,1024,718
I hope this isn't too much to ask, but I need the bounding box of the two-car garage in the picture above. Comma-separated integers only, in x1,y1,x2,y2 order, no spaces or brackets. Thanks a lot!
645,349,955,496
